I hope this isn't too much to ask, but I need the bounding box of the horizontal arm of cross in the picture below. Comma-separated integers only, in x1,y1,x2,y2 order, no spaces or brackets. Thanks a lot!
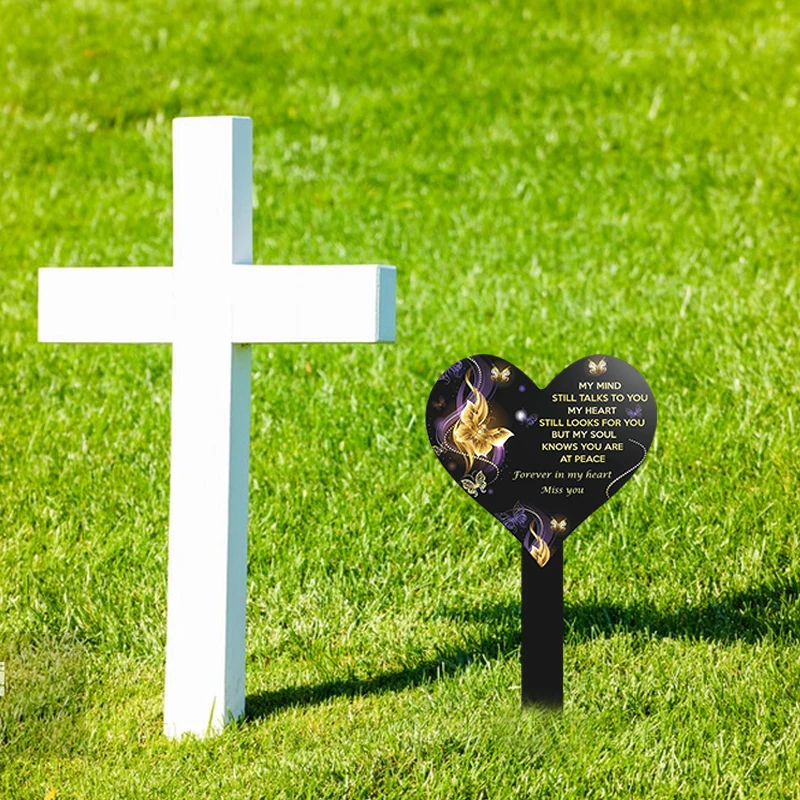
38,265,396,344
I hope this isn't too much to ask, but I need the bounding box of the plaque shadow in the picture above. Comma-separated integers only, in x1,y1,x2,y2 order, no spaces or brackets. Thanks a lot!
245,577,799,721
564,577,800,645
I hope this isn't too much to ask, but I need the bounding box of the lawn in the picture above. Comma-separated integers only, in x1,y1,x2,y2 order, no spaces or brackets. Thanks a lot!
1,0,800,796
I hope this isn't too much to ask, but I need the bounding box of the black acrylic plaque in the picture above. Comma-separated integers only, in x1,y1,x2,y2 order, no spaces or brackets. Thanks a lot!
425,354,657,705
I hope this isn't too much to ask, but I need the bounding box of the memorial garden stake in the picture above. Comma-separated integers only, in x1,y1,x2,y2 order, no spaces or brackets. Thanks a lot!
38,116,396,739
426,354,656,707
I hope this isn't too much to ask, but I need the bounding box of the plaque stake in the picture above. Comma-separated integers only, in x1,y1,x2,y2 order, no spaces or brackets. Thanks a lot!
521,544,563,708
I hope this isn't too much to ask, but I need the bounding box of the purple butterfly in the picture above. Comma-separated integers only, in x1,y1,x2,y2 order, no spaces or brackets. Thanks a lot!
626,404,643,419
514,408,539,427
497,502,528,533
438,360,465,385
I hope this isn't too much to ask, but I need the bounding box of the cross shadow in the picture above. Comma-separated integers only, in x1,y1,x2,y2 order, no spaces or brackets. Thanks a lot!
245,636,516,722
244,577,800,720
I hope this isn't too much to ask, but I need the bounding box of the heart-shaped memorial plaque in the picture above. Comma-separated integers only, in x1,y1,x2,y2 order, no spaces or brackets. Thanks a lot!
426,355,657,566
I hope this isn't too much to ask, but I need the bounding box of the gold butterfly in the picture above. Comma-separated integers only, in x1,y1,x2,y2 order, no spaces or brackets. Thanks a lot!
550,517,568,534
461,471,487,496
588,357,607,376
529,523,551,567
432,395,446,409
453,371,514,471
491,365,512,384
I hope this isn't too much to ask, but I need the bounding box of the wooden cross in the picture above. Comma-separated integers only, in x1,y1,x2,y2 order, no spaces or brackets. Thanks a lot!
38,116,396,739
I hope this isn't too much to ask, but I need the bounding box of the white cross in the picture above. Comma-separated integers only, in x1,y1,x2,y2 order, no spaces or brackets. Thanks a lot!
38,116,396,739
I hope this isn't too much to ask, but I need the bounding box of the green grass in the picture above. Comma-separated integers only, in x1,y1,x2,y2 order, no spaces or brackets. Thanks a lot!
2,0,800,796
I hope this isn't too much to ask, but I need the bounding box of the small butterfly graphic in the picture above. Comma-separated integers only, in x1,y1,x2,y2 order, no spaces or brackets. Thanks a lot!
497,502,528,532
432,396,446,409
550,517,568,534
514,408,539,427
491,365,512,384
588,357,607,376
625,404,643,419
461,471,487,497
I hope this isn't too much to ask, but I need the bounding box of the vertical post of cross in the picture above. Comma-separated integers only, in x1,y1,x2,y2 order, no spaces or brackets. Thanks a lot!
163,117,253,738
521,545,563,708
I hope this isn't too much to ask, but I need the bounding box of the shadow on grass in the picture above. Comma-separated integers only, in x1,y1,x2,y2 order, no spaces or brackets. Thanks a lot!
245,577,800,720
444,576,800,646
245,643,510,721
565,577,800,645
